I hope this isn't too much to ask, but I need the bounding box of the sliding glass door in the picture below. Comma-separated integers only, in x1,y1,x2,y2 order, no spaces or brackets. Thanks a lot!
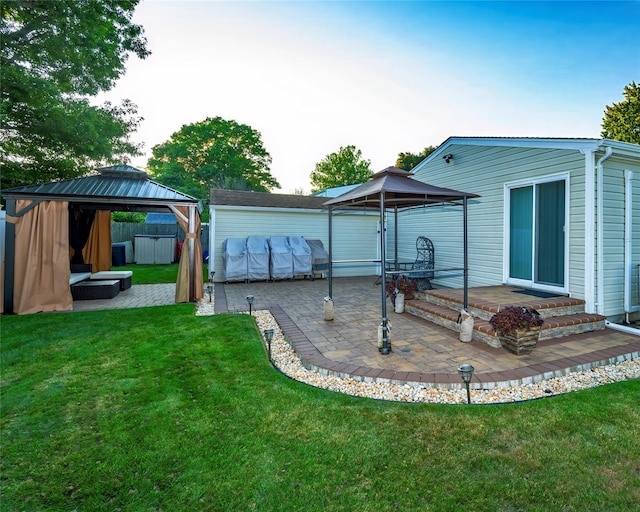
508,178,566,289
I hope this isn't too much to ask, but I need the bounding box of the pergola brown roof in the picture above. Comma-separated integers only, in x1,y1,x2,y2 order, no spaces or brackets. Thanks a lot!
324,167,479,209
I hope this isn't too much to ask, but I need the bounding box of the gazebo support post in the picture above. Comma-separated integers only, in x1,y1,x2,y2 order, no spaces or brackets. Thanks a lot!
463,196,469,310
328,206,333,300
379,192,390,354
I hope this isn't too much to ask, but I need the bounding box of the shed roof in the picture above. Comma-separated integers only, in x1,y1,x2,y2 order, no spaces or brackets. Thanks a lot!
0,165,200,212
210,189,328,210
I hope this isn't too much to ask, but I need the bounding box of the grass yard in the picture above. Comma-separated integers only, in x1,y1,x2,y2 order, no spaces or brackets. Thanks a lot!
115,263,211,285
1,305,639,511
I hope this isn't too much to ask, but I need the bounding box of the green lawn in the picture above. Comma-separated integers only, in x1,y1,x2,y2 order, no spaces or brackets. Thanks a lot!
115,263,211,285
1,306,639,511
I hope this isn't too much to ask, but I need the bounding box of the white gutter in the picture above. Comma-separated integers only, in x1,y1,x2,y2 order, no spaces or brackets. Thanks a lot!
624,169,639,318
605,320,640,336
583,149,597,313
595,147,613,315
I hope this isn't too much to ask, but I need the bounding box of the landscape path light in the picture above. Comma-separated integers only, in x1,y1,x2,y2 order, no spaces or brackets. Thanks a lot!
246,295,254,315
206,283,213,302
457,363,475,404
263,328,275,361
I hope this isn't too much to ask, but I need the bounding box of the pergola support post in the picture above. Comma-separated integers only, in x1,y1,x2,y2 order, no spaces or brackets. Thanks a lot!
379,192,390,355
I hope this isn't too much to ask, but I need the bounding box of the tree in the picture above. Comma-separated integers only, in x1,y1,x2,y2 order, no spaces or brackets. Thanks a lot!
310,145,372,193
147,117,280,204
395,146,438,171
0,0,150,189
601,81,640,145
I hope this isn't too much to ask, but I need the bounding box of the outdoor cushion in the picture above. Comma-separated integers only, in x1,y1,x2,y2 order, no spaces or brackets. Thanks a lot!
90,271,133,291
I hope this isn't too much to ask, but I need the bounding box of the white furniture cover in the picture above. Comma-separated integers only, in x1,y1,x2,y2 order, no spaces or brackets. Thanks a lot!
246,236,270,281
268,236,293,280
288,236,312,277
222,238,248,282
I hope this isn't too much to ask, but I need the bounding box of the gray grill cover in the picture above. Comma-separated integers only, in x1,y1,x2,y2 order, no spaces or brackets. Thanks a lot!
288,236,312,277
306,239,329,272
246,236,270,281
222,238,248,282
268,236,293,279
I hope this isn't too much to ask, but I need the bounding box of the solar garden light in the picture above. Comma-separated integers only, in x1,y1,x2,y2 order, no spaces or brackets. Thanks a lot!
206,283,213,303
246,295,254,315
263,328,275,361
457,363,475,404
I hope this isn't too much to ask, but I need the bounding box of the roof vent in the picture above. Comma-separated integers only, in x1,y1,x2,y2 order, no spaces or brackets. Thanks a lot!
98,164,148,179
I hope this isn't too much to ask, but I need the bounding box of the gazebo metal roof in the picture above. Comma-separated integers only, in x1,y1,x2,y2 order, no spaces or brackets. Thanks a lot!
1,165,200,212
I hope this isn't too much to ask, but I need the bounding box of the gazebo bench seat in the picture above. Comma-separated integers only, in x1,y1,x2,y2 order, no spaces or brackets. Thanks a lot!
71,280,120,300
90,271,133,291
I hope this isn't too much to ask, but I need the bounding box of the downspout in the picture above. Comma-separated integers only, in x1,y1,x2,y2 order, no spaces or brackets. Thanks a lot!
583,149,596,313
595,147,613,315
209,205,216,281
623,170,639,318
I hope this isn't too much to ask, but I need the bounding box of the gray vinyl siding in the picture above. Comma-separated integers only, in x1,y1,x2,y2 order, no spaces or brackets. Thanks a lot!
210,207,379,281
408,145,587,291
601,159,640,319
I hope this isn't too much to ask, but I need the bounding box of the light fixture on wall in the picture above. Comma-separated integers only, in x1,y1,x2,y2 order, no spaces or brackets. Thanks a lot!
443,154,454,164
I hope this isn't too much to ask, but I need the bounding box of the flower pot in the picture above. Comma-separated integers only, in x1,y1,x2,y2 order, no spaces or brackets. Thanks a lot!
394,292,405,313
499,327,541,355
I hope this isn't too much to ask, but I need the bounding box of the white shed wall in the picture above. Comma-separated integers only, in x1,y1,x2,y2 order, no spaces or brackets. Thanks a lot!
210,207,379,282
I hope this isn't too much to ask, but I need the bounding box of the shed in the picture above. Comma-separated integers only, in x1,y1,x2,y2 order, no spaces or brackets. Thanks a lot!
1,165,203,314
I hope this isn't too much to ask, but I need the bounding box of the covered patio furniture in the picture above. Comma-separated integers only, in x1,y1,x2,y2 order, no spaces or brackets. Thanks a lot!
288,236,312,279
222,237,248,282
307,239,329,277
247,236,270,281
268,236,293,280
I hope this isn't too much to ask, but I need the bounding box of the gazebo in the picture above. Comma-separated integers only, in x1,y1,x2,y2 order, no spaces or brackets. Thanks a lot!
324,167,480,354
1,165,203,314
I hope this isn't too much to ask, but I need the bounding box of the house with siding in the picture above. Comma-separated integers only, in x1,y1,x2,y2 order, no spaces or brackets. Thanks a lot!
397,137,640,323
208,189,379,281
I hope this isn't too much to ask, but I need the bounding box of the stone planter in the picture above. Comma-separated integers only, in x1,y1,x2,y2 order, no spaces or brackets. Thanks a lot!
499,327,541,355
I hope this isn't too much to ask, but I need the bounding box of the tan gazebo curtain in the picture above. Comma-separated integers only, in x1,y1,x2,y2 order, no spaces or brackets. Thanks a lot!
82,210,112,272
11,200,72,314
174,205,203,303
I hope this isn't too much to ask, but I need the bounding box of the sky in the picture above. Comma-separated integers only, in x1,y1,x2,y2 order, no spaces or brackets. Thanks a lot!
96,0,640,193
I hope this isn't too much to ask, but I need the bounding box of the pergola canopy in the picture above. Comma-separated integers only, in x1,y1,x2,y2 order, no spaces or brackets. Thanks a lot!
324,167,480,355
324,166,479,209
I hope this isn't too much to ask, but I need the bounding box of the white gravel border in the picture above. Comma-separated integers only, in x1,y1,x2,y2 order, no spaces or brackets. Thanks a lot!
196,298,640,404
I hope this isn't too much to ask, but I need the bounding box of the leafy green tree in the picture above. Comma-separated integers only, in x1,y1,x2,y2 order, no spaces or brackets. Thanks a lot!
0,0,149,189
147,117,280,205
310,145,372,193
601,81,640,145
396,146,438,171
